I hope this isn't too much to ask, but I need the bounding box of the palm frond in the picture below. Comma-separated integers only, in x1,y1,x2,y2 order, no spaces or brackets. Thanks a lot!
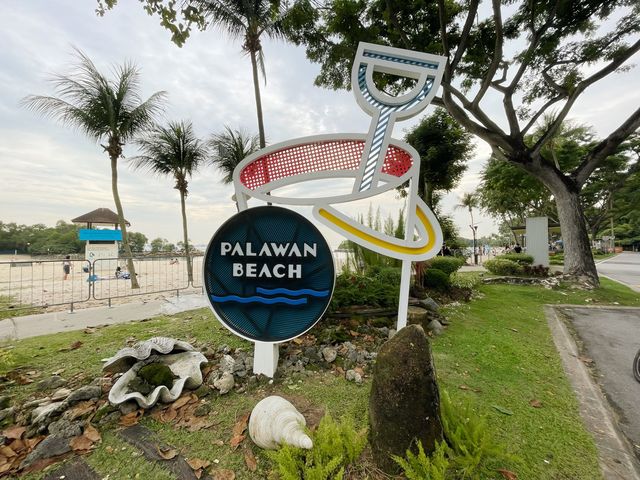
209,125,260,184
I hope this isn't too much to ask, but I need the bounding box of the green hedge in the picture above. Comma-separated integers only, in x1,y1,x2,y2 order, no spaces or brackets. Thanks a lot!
423,268,451,291
428,257,465,276
484,258,523,276
495,253,534,265
331,267,401,310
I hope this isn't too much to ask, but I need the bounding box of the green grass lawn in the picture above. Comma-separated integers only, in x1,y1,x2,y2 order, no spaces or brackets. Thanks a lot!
2,277,638,479
549,251,617,265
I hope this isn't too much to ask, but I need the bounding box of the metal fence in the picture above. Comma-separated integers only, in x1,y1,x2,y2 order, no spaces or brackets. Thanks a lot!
0,254,204,314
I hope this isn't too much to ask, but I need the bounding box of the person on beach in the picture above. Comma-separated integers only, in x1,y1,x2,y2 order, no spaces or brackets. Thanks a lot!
62,255,72,280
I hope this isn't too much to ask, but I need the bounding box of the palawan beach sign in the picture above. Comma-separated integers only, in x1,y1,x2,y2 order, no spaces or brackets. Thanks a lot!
205,42,446,376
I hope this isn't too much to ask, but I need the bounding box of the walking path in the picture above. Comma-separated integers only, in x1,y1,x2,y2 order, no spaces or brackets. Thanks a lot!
0,293,208,341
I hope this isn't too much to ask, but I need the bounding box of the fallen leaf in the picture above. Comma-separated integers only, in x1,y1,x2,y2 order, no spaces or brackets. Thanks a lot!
292,338,303,345
172,396,191,410
186,417,216,432
187,457,211,470
578,356,594,365
68,400,97,420
8,439,25,453
0,446,16,458
509,328,519,333
59,340,83,352
83,425,101,443
25,436,44,449
459,384,470,390
349,330,359,337
529,399,543,408
212,469,236,480
230,413,250,449
354,367,365,376
51,368,65,375
70,435,94,451
213,439,224,446
492,405,514,416
119,410,143,426
244,448,257,472
3,425,26,440
497,468,518,479
83,327,97,334
157,446,178,460
161,408,178,423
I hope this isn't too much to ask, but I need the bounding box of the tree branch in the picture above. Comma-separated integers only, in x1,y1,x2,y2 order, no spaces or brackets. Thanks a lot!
472,0,503,108
521,94,564,135
573,107,640,186
442,83,508,137
533,37,640,158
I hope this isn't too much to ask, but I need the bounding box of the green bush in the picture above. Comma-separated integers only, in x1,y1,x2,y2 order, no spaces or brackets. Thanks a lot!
331,267,401,310
450,272,481,290
428,257,465,276
484,259,523,276
268,413,367,480
495,253,534,265
393,391,515,480
423,268,451,291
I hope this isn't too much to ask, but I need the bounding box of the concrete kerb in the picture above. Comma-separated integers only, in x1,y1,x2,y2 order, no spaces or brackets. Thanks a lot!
0,293,208,342
544,305,640,480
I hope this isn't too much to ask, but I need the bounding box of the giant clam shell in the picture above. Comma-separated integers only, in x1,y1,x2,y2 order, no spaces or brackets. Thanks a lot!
108,351,208,408
103,337,195,374
249,396,313,450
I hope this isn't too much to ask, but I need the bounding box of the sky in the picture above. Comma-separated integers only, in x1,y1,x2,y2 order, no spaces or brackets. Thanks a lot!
1,2,638,249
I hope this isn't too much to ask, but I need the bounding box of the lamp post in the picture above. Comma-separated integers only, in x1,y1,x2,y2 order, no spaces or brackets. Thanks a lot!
470,224,478,265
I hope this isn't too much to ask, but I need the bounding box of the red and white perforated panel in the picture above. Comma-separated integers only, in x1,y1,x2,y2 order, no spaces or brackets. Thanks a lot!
239,140,412,191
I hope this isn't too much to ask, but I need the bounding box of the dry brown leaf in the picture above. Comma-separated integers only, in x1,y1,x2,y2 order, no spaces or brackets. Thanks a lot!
212,469,236,480
25,436,44,449
529,399,543,408
3,425,26,440
119,410,143,426
0,462,13,474
213,439,224,446
70,435,94,452
105,446,114,453
0,446,17,458
230,413,250,449
354,367,365,376
187,417,216,433
68,400,97,420
187,457,211,470
497,468,518,480
172,395,192,410
83,425,101,443
59,340,83,352
161,408,178,423
244,448,257,472
8,439,25,453
157,446,178,460
292,338,304,345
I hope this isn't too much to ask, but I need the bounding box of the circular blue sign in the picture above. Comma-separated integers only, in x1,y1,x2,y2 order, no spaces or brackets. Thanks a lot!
204,206,335,343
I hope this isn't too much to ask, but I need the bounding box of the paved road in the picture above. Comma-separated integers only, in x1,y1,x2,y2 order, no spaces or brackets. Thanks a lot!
560,306,640,462
598,252,640,292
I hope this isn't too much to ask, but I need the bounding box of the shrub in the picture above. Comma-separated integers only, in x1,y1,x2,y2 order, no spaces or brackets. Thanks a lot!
495,253,534,265
450,272,481,290
268,413,367,480
428,257,465,276
331,267,401,310
422,268,451,291
394,391,515,480
522,264,550,277
484,259,523,276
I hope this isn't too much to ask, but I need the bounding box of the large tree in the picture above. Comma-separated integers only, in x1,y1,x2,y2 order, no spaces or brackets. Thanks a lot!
23,50,166,288
98,0,291,149
132,120,208,283
286,0,640,286
403,108,473,210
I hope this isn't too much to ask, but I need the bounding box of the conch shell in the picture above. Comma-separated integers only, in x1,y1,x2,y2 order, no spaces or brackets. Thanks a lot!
249,396,313,450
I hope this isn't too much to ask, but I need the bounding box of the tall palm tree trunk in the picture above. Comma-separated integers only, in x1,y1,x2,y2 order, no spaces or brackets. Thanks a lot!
110,156,140,289
179,190,193,284
249,49,266,149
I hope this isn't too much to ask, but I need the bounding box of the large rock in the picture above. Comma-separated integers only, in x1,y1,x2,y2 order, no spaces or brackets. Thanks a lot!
369,324,443,473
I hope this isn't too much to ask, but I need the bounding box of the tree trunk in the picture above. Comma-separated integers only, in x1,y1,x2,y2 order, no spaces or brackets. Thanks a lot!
110,155,139,289
554,186,599,286
521,159,599,287
249,49,266,149
179,189,193,284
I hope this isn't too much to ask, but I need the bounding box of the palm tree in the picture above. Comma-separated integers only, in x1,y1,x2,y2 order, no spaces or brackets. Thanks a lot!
193,0,288,148
455,192,479,264
132,121,208,283
209,125,260,188
22,49,166,288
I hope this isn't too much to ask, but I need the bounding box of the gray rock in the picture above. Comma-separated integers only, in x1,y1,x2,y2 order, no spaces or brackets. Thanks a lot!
23,398,51,409
388,329,397,340
369,325,443,474
0,407,15,423
213,372,234,394
426,319,444,336
304,347,321,362
217,344,231,354
99,411,121,425
194,403,211,417
419,297,440,312
48,419,82,438
377,327,389,337
219,355,236,374
51,388,72,402
66,385,102,404
244,356,254,370
119,401,138,415
31,401,65,425
321,347,337,363
235,369,247,378
20,434,72,469
345,370,363,384
36,375,66,392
